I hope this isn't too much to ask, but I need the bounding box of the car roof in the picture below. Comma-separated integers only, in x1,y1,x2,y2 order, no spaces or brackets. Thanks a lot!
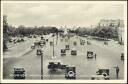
72,48,76,50
48,59,62,63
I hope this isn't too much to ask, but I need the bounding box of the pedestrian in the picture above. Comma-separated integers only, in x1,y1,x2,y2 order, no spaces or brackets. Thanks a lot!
114,65,119,79
95,53,97,59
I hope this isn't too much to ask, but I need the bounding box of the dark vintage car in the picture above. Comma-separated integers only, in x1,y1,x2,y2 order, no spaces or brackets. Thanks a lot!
9,39,13,42
46,39,49,42
28,36,32,38
80,40,85,45
65,45,70,50
96,69,110,80
48,62,67,71
87,51,94,58
104,41,108,45
50,42,53,46
87,41,91,45
33,35,37,38
13,39,17,44
61,49,66,56
14,68,25,79
71,49,77,55
41,36,44,40
65,67,76,79
17,39,21,42
39,41,46,46
34,42,40,46
34,40,45,47
37,49,43,55
16,38,24,43
118,41,124,45
121,53,124,60
73,41,77,46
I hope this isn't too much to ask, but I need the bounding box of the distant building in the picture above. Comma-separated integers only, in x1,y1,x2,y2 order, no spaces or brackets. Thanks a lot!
98,19,123,27
98,19,124,44
117,22,124,44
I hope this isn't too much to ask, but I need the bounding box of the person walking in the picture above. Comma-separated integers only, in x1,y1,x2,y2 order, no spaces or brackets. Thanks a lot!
95,53,97,59
114,65,120,79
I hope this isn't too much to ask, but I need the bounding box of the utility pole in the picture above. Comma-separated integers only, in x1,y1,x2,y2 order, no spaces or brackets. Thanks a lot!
41,50,43,79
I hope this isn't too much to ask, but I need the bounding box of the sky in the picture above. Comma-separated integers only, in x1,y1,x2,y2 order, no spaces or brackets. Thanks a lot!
3,2,125,28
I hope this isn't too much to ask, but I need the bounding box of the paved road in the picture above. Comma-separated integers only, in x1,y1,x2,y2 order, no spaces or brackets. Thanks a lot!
3,34,124,80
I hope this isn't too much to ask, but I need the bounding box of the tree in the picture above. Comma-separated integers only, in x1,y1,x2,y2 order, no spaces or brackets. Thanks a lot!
3,15,9,51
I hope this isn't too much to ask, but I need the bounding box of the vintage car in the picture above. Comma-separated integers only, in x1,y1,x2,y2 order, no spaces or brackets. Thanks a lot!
13,39,17,44
80,40,85,45
34,40,45,47
71,48,77,55
41,38,45,41
9,38,13,42
31,44,35,49
96,68,110,80
33,35,37,38
14,68,25,79
48,62,67,71
118,41,124,45
121,53,124,60
20,38,24,42
104,41,108,45
80,42,85,45
61,49,66,56
50,41,53,46
73,41,77,46
36,49,43,55
17,39,21,42
28,36,32,38
39,41,45,46
46,39,49,42
87,41,91,45
65,66,76,79
34,41,40,46
65,45,70,50
41,36,44,40
87,51,94,58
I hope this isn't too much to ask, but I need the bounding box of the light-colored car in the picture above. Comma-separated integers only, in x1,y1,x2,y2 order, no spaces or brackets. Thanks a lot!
71,48,77,55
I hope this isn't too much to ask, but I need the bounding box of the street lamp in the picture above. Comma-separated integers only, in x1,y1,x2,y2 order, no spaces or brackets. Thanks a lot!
53,33,55,58
37,47,43,79
41,52,43,79
37,46,43,79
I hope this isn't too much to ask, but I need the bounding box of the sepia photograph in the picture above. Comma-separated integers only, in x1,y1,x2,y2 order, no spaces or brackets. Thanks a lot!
0,1,127,83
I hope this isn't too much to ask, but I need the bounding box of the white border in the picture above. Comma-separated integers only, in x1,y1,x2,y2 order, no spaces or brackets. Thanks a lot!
1,1,127,83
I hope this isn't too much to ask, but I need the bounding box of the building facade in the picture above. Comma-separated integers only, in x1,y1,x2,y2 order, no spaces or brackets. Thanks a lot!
98,19,124,44
98,19,123,28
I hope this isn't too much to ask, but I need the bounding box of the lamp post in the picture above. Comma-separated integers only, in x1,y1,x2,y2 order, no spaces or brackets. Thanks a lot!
39,47,43,79
53,33,55,58
41,53,43,79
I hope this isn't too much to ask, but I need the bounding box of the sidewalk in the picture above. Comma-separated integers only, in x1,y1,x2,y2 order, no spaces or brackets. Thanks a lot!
3,38,36,58
3,48,32,59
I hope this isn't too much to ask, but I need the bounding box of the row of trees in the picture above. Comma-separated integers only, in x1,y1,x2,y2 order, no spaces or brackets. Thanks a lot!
3,15,9,51
3,15,59,51
7,25,58,37
3,14,119,39
75,26,118,39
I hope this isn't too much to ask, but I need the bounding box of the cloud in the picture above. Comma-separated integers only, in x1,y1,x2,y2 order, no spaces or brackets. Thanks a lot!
3,2,124,28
